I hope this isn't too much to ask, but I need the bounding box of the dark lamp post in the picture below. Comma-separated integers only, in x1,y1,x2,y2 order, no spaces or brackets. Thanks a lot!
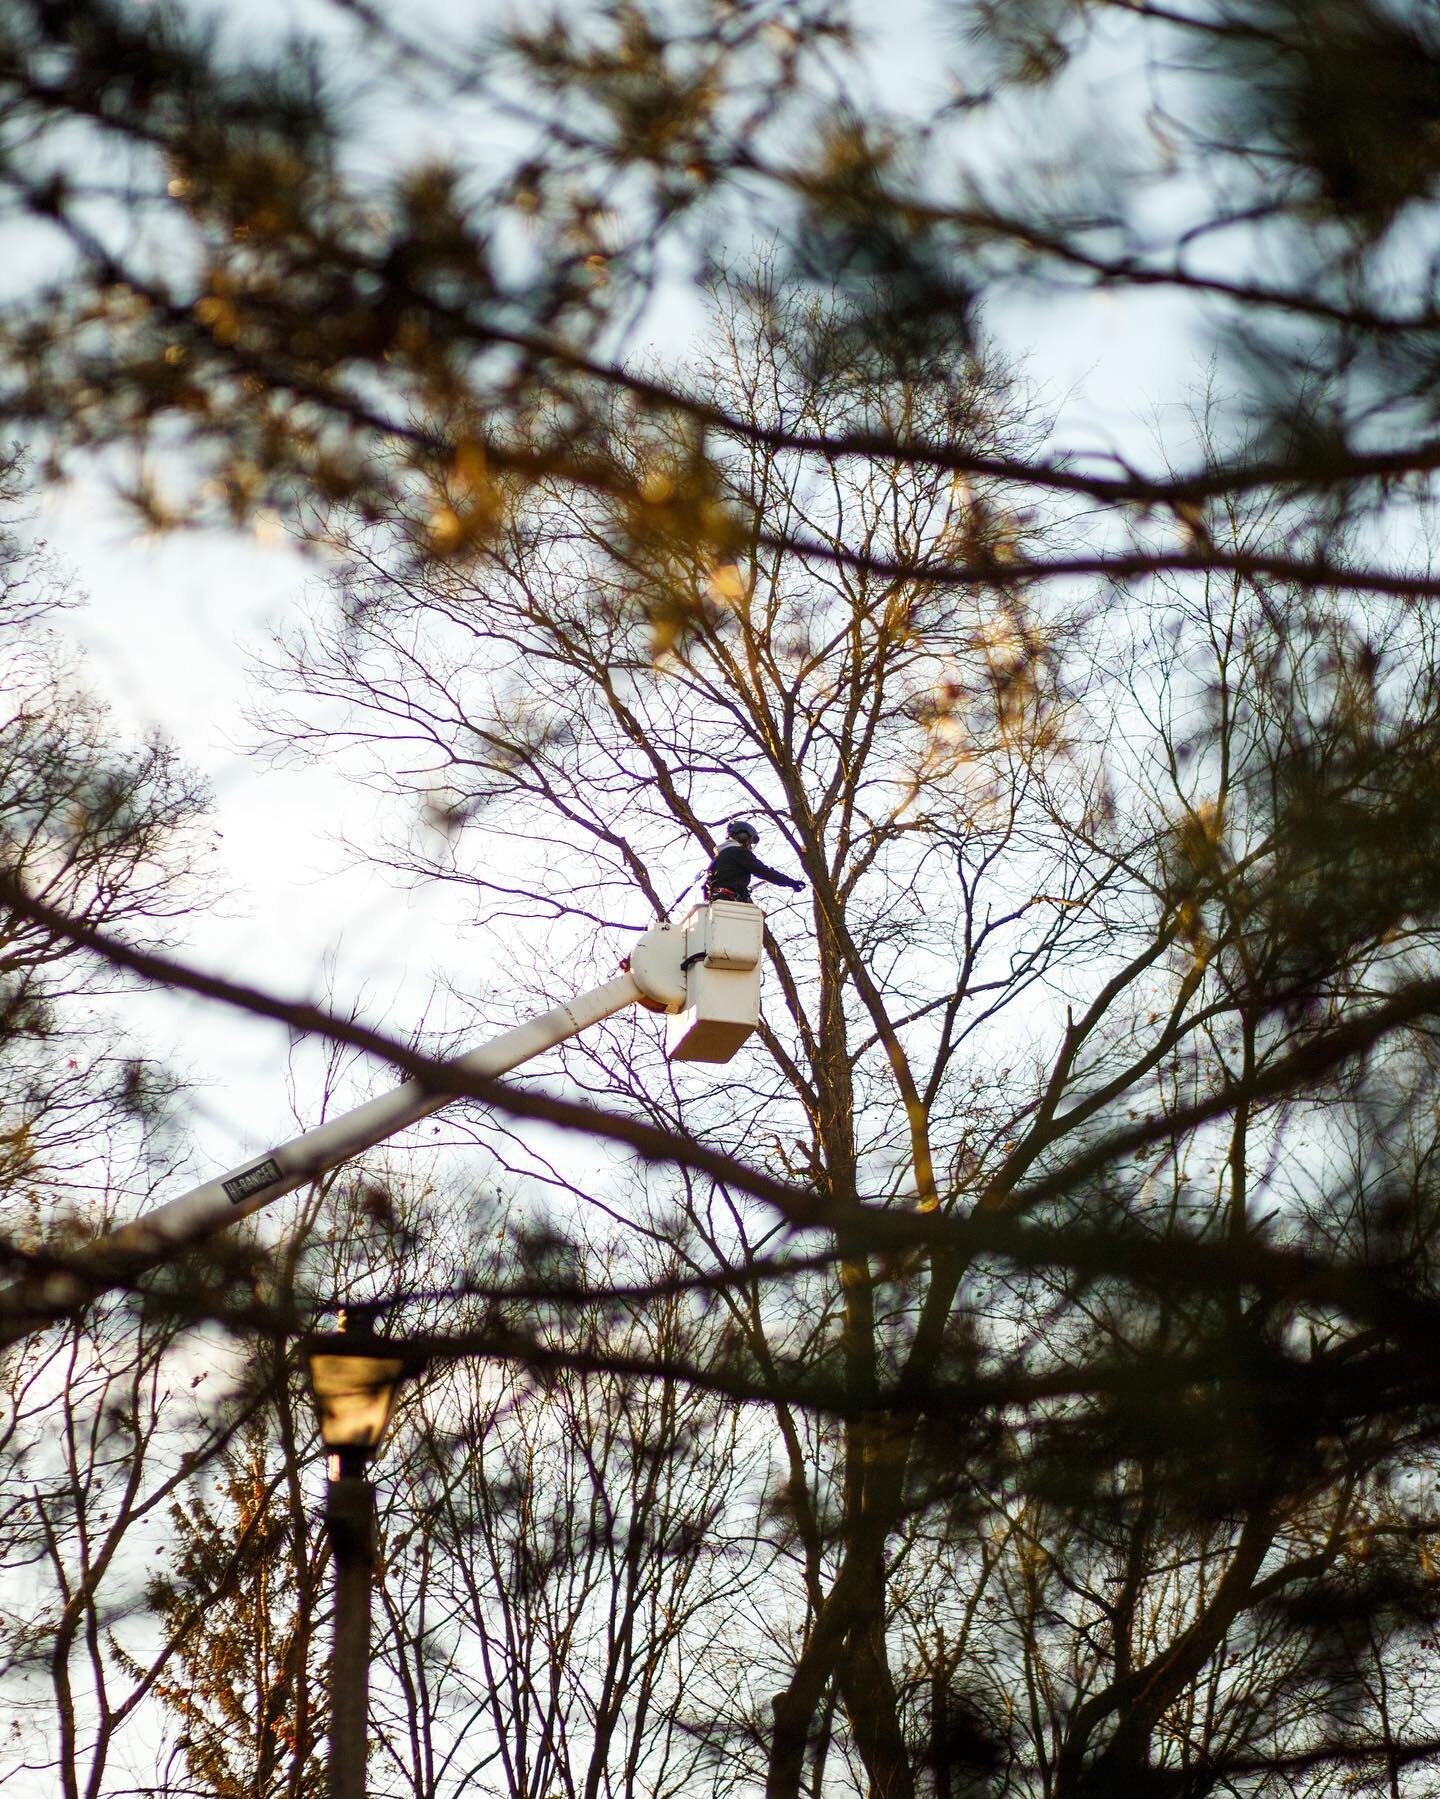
303,1310,424,1799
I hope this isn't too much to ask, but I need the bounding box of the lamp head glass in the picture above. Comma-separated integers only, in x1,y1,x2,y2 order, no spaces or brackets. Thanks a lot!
305,1348,408,1468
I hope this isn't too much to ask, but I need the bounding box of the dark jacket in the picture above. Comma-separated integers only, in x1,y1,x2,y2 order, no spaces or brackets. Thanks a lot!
705,841,803,902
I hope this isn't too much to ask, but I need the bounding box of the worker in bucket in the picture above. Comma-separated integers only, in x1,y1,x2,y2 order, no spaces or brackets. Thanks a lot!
704,818,805,904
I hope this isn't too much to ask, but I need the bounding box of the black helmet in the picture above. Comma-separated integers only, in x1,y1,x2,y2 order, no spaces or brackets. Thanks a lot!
727,817,760,844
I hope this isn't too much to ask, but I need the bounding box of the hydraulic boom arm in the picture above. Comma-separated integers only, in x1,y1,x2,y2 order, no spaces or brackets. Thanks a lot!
1,902,768,1345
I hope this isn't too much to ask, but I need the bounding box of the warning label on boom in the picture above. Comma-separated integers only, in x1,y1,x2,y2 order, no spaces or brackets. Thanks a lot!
223,1158,284,1205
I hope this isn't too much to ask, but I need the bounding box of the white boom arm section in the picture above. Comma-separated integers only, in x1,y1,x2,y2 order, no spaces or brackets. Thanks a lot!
112,974,644,1261
4,904,768,1341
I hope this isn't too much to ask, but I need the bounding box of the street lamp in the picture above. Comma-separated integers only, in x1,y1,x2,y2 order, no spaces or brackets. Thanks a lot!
304,1306,425,1799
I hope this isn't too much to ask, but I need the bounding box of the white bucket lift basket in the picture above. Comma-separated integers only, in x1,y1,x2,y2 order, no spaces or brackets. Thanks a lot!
664,900,765,1063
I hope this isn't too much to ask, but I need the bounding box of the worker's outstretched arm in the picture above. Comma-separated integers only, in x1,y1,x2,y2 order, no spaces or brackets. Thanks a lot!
741,848,804,890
